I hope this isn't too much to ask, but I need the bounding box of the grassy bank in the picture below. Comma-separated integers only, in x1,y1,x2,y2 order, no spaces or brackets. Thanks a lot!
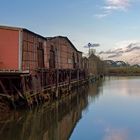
107,67,140,76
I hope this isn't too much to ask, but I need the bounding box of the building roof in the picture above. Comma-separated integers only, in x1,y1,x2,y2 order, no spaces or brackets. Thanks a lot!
0,25,83,53
0,25,46,39
46,36,82,53
0,25,21,31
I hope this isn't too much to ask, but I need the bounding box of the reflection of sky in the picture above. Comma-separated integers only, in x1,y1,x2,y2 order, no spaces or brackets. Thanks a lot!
103,128,128,140
70,77,140,140
104,77,140,97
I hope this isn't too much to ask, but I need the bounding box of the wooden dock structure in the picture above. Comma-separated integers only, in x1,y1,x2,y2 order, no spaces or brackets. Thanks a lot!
0,68,89,108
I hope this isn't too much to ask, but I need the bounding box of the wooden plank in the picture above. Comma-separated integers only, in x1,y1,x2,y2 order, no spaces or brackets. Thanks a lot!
0,94,11,99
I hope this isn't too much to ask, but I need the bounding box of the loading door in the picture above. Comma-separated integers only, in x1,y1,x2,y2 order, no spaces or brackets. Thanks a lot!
37,43,44,68
49,46,55,69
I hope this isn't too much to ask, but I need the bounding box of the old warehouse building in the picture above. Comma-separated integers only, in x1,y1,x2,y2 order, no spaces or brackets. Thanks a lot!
0,25,89,107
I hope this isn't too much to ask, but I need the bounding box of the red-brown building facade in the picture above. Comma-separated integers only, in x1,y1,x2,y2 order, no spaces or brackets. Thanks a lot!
45,36,82,70
0,26,83,72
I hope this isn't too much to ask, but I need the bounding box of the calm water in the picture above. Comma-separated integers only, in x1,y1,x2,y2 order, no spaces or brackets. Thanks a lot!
0,77,140,140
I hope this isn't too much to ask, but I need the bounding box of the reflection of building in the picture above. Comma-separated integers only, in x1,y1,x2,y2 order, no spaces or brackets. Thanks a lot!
0,86,89,140
88,80,103,100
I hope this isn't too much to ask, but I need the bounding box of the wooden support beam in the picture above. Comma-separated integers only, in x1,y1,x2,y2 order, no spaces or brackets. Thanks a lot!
10,80,24,99
0,94,11,99
0,80,8,95
21,76,26,94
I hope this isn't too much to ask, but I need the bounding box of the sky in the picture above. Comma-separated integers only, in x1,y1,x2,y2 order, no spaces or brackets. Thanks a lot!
0,0,140,54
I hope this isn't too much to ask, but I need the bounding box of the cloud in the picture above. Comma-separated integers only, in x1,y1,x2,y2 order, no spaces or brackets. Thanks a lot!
95,0,131,18
104,0,130,11
94,10,111,18
98,40,140,65
115,40,140,48
95,12,110,18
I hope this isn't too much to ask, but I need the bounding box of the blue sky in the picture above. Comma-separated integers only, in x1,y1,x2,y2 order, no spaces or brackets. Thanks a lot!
0,0,140,54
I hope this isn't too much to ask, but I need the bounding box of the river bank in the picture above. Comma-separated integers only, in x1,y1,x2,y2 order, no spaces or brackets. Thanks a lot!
107,67,140,76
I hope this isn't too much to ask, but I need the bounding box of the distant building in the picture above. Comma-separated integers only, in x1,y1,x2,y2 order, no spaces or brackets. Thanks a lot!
81,57,89,77
88,53,104,76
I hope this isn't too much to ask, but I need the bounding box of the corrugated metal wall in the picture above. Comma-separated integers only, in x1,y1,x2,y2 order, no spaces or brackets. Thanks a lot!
22,31,46,71
46,37,82,70
0,27,85,72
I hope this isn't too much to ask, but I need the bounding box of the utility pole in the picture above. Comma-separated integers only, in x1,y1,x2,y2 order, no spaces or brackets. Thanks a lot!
84,42,100,56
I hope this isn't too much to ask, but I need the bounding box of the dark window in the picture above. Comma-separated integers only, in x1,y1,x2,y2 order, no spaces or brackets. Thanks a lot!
49,46,55,69
37,42,44,68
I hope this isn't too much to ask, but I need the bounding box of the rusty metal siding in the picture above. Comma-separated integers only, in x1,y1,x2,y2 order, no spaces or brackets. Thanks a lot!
49,46,55,68
0,26,83,72
22,31,46,71
77,52,82,69
46,37,81,70
0,28,19,70
37,42,44,68
44,43,49,68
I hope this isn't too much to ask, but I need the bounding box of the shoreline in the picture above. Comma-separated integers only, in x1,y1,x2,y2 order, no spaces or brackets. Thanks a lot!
107,73,140,76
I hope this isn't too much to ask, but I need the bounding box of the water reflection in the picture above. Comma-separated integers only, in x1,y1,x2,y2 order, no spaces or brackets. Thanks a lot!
0,80,103,140
3,77,140,140
104,76,140,97
88,80,104,101
70,77,140,140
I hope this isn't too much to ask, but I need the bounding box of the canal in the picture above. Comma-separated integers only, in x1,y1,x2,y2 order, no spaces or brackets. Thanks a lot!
0,76,140,140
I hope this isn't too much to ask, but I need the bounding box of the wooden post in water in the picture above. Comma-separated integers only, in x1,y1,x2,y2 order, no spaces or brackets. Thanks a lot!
56,69,59,98
0,79,8,95
21,75,26,96
69,69,71,91
77,69,79,86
